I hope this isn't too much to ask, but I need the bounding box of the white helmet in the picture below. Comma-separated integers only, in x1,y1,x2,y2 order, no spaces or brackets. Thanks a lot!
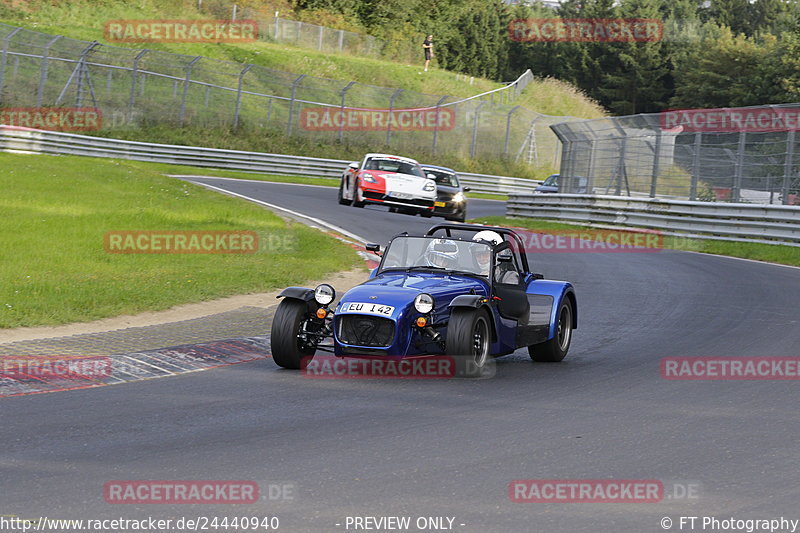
472,230,503,246
425,238,459,269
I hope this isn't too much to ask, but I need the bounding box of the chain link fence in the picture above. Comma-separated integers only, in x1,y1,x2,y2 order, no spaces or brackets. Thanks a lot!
551,106,800,205
0,22,574,168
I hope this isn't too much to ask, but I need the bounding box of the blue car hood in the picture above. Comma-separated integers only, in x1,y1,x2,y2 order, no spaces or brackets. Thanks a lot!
337,271,488,318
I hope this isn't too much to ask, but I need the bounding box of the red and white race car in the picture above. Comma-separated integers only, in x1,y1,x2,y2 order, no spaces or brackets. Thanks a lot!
338,153,437,216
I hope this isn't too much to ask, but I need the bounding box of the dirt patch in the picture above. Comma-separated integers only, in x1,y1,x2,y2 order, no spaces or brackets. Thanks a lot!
0,268,367,345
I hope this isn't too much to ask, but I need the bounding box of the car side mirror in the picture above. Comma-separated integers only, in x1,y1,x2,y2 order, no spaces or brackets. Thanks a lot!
532,272,544,280
427,173,437,181
463,186,471,192
348,162,359,170
365,243,381,254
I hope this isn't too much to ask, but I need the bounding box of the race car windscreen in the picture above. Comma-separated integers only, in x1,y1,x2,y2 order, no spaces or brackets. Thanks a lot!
380,236,491,277
364,158,426,178
424,169,459,187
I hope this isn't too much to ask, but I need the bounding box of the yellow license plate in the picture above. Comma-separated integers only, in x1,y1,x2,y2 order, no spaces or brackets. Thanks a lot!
434,201,446,207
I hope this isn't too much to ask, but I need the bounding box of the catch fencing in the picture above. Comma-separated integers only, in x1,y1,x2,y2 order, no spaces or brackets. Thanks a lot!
0,22,567,167
550,105,800,205
0,126,541,196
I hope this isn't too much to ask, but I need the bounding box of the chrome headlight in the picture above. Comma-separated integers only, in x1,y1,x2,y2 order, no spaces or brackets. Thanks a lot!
453,192,465,203
314,284,335,306
362,173,377,183
414,293,434,314
423,180,436,192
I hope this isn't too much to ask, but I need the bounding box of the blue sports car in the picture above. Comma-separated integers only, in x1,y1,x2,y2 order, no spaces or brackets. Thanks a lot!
270,224,576,373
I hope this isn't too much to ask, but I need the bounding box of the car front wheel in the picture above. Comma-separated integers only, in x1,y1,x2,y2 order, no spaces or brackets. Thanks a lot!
270,299,316,369
446,308,491,373
352,180,365,208
338,179,349,205
528,299,573,362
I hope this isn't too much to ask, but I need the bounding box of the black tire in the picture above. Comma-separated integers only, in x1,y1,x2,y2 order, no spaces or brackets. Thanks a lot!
352,179,365,208
337,179,349,205
446,212,466,223
446,308,491,375
270,299,316,369
420,209,433,218
528,299,573,362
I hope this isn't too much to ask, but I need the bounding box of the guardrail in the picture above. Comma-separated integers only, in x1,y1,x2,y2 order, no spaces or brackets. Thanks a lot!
507,193,800,246
0,126,541,195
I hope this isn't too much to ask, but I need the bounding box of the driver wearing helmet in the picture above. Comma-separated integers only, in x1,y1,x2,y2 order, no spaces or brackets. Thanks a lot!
472,230,520,284
423,238,460,269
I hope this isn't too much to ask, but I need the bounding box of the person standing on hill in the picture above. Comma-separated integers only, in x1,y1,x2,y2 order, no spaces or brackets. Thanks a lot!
422,34,434,72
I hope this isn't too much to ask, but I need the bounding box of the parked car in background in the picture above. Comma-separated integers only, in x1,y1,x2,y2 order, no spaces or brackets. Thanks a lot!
421,164,469,222
534,174,589,194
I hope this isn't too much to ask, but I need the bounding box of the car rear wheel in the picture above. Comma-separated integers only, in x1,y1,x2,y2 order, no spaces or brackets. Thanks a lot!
528,299,573,362
270,299,316,369
446,308,491,372
337,179,349,205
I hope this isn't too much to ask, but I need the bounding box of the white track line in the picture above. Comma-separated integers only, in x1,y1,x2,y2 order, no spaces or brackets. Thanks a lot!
168,174,335,189
186,180,370,244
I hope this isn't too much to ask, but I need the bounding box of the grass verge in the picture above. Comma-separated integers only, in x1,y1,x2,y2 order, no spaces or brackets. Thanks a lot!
472,216,800,268
0,152,362,328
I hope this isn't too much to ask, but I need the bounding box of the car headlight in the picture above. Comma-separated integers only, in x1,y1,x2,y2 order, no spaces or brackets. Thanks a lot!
314,284,335,306
414,293,434,314
423,181,436,192
453,192,465,203
362,173,377,183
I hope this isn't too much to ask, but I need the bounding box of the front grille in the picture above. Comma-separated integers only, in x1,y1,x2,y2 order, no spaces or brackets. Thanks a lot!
338,315,395,347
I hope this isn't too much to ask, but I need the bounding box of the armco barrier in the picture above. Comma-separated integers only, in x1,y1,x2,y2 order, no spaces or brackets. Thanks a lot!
507,193,800,246
0,126,541,195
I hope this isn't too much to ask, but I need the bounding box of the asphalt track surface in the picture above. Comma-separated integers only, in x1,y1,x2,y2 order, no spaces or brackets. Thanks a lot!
2,177,800,533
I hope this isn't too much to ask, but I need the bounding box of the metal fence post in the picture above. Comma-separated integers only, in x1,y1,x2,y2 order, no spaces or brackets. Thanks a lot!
295,21,301,44
318,26,324,50
338,30,344,52
386,88,403,146
470,101,486,158
0,27,22,97
128,49,149,119
287,74,305,135
338,81,355,142
503,106,520,155
690,132,702,201
179,56,202,126
616,136,627,195
650,132,662,197
431,95,448,154
782,130,795,205
36,35,62,107
732,131,746,202
233,64,253,130
75,42,98,108
274,16,280,40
